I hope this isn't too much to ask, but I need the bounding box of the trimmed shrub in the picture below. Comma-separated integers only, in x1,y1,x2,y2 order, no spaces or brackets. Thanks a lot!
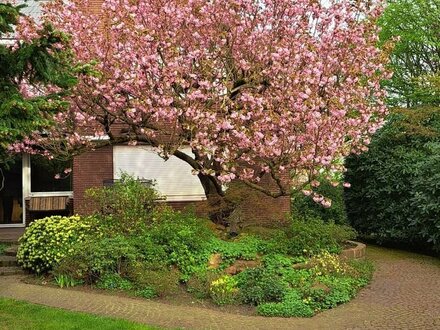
17,215,93,273
345,106,440,252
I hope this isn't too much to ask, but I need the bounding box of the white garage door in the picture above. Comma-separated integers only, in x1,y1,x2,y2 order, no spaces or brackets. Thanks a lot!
113,146,206,201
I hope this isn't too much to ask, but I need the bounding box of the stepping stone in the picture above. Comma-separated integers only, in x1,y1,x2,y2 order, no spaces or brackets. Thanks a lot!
0,266,23,276
4,245,18,257
0,255,17,267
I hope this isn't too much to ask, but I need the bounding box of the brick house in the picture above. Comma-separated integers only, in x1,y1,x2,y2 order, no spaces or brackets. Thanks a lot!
0,0,290,233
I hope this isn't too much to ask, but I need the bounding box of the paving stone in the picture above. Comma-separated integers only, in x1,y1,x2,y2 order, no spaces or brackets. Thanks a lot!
0,267,23,276
0,255,17,267
0,246,439,329
4,245,18,257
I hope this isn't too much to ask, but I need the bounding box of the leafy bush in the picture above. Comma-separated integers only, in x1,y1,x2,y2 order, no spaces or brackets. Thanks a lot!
96,273,134,291
285,218,356,256
207,235,262,265
345,107,440,251
86,173,160,234
310,276,359,309
292,178,347,225
209,274,239,305
147,209,214,278
236,267,287,305
54,235,141,283
134,287,156,299
257,290,314,317
127,262,181,297
186,269,219,299
17,215,93,273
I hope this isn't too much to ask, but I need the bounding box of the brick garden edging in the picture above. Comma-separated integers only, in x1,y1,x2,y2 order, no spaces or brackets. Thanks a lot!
339,240,366,259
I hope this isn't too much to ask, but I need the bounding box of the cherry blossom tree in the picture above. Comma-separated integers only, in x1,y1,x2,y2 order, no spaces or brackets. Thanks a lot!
14,0,392,220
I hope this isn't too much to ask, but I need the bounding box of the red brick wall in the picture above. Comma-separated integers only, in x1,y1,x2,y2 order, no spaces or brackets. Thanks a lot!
165,193,290,228
240,193,291,228
73,146,113,215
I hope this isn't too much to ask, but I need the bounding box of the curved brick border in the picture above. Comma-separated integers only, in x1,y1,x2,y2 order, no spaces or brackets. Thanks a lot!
339,240,366,259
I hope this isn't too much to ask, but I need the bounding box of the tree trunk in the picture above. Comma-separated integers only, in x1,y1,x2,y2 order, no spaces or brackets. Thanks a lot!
197,173,234,225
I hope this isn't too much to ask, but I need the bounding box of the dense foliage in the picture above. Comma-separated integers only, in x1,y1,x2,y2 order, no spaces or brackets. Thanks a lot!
345,106,440,252
18,177,371,317
378,0,440,107
14,0,390,218
292,177,348,225
17,215,94,273
85,174,161,234
0,2,76,164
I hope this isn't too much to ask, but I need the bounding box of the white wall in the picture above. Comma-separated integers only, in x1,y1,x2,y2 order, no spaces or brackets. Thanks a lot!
113,146,206,202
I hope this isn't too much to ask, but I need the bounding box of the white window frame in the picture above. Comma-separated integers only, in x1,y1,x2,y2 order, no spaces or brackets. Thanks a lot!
25,154,73,198
0,154,73,228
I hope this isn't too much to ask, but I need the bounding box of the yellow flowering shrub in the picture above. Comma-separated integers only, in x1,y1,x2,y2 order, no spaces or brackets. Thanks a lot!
17,215,94,274
308,251,352,276
209,274,239,305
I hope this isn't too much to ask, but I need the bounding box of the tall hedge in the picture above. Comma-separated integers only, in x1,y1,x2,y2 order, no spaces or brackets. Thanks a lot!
344,107,440,252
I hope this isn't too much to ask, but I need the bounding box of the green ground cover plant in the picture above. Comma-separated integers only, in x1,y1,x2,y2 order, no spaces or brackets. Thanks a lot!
18,175,373,318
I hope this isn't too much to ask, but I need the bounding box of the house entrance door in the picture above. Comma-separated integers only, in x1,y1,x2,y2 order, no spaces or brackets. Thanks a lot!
0,158,24,227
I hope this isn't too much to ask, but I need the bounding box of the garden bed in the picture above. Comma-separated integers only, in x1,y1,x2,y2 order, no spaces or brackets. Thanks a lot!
16,177,374,318
22,239,371,318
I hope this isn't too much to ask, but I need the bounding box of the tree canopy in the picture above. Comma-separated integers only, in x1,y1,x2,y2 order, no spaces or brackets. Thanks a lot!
13,0,391,218
0,2,76,164
378,0,440,107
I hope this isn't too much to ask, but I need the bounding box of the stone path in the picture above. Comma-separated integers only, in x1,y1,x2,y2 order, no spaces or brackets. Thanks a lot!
0,246,439,330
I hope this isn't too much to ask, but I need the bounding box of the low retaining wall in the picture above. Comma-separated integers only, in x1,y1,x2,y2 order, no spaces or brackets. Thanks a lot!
340,240,366,259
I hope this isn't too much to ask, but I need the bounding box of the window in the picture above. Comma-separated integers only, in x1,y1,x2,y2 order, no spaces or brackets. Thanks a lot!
30,155,72,193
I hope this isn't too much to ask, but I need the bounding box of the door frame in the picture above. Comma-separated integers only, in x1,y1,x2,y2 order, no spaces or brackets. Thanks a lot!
0,155,26,228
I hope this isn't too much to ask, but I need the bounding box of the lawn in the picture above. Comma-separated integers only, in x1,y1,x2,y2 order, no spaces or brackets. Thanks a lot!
0,297,158,330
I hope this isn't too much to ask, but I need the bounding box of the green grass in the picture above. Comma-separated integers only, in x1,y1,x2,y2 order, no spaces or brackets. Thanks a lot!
0,297,159,330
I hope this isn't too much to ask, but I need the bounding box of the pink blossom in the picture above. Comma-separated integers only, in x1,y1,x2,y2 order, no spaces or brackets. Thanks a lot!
302,190,312,196
321,199,332,208
12,0,390,207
